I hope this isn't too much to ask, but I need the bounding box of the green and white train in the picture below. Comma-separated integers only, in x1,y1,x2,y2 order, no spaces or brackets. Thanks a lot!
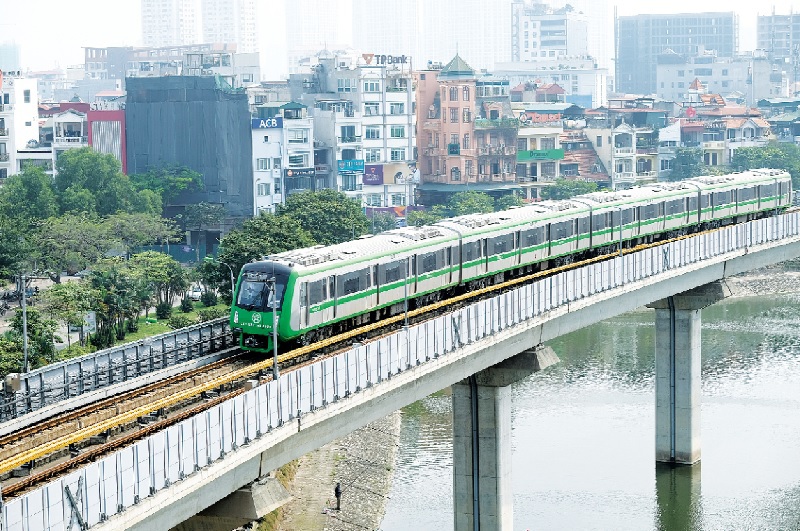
230,169,792,353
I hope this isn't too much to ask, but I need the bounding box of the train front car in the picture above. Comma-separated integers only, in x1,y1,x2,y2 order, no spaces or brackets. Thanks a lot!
231,261,294,353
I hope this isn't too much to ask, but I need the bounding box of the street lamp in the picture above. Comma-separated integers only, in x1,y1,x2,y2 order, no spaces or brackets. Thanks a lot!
20,274,29,373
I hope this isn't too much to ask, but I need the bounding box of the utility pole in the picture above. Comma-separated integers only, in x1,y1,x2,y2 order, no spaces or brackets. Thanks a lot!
21,274,29,373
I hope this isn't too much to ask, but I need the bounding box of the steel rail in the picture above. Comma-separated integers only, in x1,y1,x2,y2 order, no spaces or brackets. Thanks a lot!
0,351,245,449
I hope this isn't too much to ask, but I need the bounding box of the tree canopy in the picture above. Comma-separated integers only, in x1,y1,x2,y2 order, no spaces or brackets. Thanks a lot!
540,178,598,200
0,166,58,225
214,213,315,293
731,143,800,188
130,166,204,207
495,193,524,211
277,189,368,245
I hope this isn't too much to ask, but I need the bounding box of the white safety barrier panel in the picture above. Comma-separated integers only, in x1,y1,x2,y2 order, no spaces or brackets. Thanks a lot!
4,213,799,531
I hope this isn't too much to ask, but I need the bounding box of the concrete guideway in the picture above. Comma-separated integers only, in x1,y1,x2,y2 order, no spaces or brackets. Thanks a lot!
6,214,800,531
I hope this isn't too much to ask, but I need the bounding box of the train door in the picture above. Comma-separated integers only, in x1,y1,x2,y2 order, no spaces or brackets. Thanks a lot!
299,282,308,329
329,275,337,320
373,265,380,306
514,231,521,266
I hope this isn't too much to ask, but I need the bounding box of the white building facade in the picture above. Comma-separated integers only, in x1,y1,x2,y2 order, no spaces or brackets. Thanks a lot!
511,1,590,62
201,0,258,53
0,76,41,180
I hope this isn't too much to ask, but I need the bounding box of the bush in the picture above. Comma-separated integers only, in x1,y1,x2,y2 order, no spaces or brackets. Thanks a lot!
155,302,172,320
200,291,218,307
126,319,139,333
180,297,194,313
168,314,196,329
197,307,228,322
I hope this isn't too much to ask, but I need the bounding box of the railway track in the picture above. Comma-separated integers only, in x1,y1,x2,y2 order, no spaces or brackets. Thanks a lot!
0,221,781,498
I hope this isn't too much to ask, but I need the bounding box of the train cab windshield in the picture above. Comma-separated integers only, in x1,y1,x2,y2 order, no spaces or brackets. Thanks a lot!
236,271,287,311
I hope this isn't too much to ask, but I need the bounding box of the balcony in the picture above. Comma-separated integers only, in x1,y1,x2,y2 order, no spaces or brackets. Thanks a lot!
0,153,8,162
0,104,11,112
423,147,441,156
0,129,8,137
54,136,88,145
614,171,636,183
477,146,517,156
517,148,564,161
477,173,516,183
702,141,725,150
613,147,635,156
658,146,676,155
338,135,362,144
423,120,441,131
636,171,657,178
474,118,520,130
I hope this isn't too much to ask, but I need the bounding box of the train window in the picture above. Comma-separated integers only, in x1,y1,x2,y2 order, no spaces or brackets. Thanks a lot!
592,214,605,230
523,227,545,247
713,191,731,205
299,283,307,307
641,204,658,220
780,182,790,196
577,216,590,234
308,280,327,305
688,196,698,211
463,241,481,261
739,187,755,202
620,209,634,225
420,253,437,273
667,199,684,215
329,277,335,299
759,183,776,198
491,234,514,255
380,261,404,284
700,195,710,208
338,269,370,296
551,221,574,240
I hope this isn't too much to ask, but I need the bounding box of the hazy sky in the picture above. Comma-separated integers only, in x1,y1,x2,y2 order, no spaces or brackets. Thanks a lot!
1,0,798,72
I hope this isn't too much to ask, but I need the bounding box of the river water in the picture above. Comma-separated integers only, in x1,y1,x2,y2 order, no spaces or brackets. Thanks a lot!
380,293,800,530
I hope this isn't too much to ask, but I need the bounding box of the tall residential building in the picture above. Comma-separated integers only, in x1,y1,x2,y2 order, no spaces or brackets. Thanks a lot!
352,0,511,73
415,55,518,204
757,12,800,87
0,75,40,180
547,0,613,70
0,42,21,72
616,12,738,95
511,1,589,62
201,0,258,53
141,0,202,48
287,55,418,211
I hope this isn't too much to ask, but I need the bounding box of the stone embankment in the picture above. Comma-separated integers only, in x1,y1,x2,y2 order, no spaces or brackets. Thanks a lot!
274,411,401,531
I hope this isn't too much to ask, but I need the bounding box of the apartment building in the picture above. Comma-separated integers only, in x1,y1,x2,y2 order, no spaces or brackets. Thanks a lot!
616,12,738,94
415,55,519,204
0,75,40,181
511,0,590,62
288,54,417,211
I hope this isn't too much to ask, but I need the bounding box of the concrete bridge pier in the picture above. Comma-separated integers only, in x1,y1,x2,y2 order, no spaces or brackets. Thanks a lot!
452,345,558,530
171,475,290,531
648,282,730,465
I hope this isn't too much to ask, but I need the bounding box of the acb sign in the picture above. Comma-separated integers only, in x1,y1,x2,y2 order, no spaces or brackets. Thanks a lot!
252,117,284,129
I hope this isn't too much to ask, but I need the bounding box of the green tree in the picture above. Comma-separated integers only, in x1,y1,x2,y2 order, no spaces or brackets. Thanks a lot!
54,148,153,216
127,251,187,305
407,210,443,227
0,217,27,279
104,212,179,257
669,147,706,180
447,191,495,216
370,212,398,234
10,307,59,369
215,213,315,293
0,334,24,379
41,281,96,347
540,178,598,200
495,193,524,211
88,259,140,346
130,166,204,207
731,143,800,188
182,202,226,231
277,189,368,245
31,213,113,281
0,166,58,225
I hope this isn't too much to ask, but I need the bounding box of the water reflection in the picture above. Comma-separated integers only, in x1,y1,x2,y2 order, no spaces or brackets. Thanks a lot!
655,464,702,531
381,295,800,531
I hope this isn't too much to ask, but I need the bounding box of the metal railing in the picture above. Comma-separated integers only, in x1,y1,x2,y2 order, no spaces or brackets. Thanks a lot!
6,214,800,530
0,319,231,422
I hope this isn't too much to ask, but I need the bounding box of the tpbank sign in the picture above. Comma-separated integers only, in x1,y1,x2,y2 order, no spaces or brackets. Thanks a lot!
362,54,409,66
252,117,284,129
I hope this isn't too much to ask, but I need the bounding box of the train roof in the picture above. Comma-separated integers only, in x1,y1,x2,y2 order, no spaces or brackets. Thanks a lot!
263,169,789,273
